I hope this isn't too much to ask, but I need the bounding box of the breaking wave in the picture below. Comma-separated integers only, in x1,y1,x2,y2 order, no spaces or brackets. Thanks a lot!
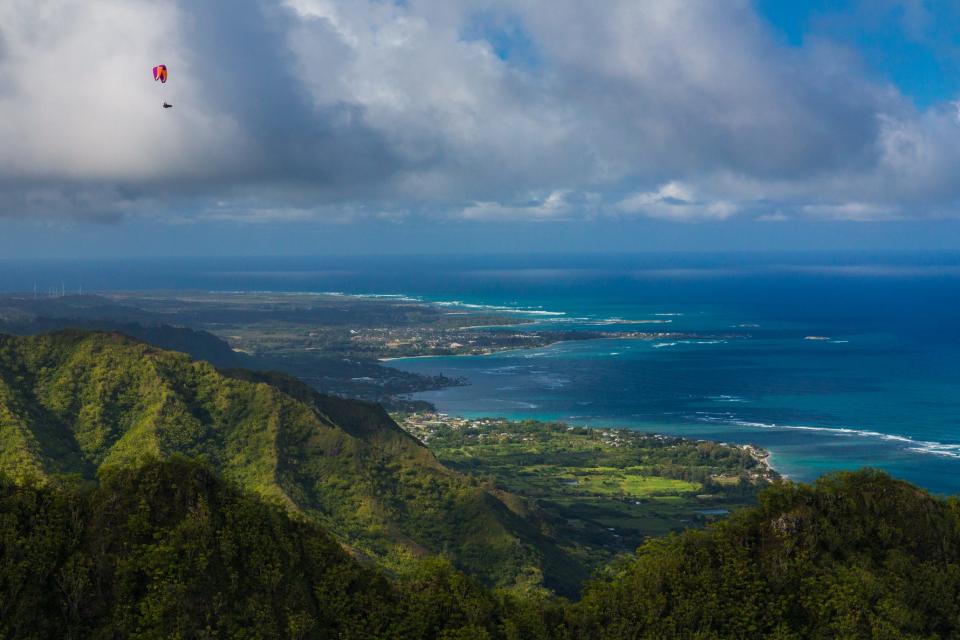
695,414,960,460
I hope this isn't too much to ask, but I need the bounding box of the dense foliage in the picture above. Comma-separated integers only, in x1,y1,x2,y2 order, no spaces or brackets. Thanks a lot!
3,462,959,639
2,330,960,638
568,469,960,639
398,414,774,573
0,457,522,639
0,331,574,591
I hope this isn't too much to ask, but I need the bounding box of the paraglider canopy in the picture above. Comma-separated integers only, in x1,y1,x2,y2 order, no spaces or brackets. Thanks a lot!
153,65,168,83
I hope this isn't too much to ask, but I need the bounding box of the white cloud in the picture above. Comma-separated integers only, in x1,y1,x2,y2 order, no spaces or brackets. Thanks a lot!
617,182,737,221
0,0,959,223
461,190,575,220
0,1,249,181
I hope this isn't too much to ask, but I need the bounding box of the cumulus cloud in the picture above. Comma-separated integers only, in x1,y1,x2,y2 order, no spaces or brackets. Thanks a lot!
617,182,737,221
460,190,602,220
1,0,959,223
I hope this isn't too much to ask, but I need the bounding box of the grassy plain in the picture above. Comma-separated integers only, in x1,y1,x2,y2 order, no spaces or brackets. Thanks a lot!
397,414,776,569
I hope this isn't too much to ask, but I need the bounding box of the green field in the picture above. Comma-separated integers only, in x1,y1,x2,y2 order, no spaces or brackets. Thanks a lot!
397,415,776,568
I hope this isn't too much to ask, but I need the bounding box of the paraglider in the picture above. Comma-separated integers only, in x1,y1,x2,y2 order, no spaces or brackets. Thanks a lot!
153,64,171,108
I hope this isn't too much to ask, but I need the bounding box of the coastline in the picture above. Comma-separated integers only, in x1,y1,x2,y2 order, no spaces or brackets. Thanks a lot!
397,410,781,485
379,354,451,362
377,332,734,362
378,338,574,361
741,443,782,479
280,287,957,495
382,346,784,480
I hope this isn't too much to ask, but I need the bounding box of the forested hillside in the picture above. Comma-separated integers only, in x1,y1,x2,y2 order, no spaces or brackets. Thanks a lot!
2,330,959,639
3,461,958,639
0,457,555,639
0,330,578,592
568,469,960,639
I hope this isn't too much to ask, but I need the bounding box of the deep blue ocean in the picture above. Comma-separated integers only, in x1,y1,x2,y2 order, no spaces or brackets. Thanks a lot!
3,252,959,493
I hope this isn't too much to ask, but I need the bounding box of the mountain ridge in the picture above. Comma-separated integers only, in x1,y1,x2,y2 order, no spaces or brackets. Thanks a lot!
4,457,959,638
0,329,583,591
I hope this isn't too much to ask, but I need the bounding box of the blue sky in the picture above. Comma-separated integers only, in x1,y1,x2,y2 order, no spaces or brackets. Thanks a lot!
1,0,959,257
757,0,960,107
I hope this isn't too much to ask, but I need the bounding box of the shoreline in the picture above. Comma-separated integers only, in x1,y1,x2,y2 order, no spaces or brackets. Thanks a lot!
378,332,733,362
399,410,781,483
378,339,572,362
382,350,786,479
740,443,782,479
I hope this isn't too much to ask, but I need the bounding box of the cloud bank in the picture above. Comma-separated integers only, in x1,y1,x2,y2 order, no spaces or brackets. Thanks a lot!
1,0,959,223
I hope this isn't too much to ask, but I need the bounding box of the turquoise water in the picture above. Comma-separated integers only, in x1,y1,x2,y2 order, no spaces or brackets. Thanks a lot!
377,256,960,494
393,333,960,492
3,252,959,493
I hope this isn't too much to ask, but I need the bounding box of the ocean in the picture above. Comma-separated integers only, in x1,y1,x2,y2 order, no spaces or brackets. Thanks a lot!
3,252,960,493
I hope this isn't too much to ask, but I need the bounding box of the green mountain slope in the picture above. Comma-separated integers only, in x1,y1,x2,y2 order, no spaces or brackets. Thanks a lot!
0,457,543,640
0,294,459,410
0,458,400,639
0,330,583,592
568,469,960,638
4,460,959,639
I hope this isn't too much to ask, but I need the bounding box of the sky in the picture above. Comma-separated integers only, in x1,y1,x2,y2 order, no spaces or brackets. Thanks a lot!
1,0,960,257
